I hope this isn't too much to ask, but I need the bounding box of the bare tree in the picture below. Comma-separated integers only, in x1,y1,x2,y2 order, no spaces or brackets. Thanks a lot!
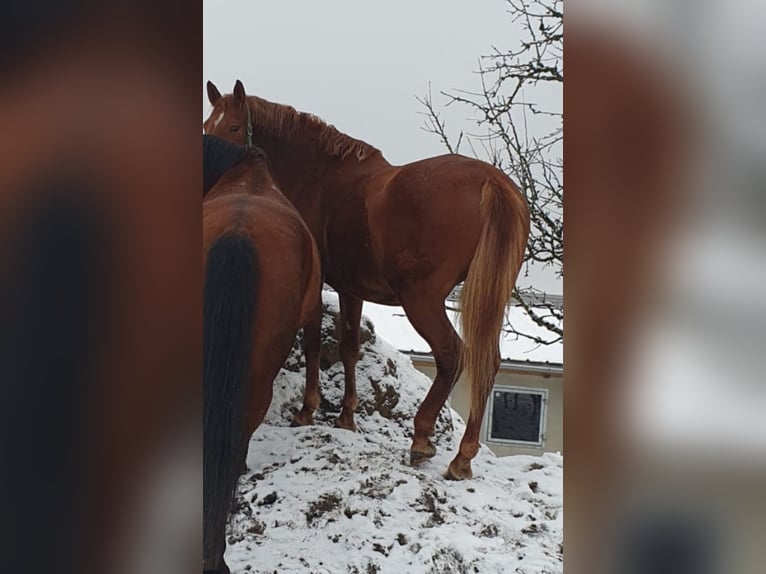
419,0,563,345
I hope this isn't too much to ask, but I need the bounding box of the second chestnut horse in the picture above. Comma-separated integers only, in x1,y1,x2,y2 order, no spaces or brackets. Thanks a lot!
202,135,322,574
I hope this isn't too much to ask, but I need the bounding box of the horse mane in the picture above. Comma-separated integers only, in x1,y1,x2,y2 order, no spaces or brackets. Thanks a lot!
247,96,380,162
203,135,248,195
203,135,274,196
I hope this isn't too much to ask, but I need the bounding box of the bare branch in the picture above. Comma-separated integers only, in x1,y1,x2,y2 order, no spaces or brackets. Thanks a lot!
419,0,563,344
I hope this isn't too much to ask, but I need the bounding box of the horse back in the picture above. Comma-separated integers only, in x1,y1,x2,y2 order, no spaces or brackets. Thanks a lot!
323,154,521,301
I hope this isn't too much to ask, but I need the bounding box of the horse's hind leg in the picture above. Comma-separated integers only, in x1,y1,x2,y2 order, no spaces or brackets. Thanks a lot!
399,293,463,464
293,304,322,426
335,292,363,431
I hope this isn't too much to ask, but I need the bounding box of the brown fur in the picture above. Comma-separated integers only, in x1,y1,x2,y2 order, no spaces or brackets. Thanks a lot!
204,80,530,480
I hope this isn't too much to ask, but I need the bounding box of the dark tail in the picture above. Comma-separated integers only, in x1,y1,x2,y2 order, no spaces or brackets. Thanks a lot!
203,234,258,569
0,179,107,574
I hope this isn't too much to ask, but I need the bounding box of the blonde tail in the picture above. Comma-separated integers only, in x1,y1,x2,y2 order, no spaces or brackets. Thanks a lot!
459,180,530,422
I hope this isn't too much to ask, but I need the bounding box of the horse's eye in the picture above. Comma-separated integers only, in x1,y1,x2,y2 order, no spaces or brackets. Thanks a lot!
230,125,240,133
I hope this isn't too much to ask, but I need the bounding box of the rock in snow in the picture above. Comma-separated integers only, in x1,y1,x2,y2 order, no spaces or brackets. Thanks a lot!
226,292,563,574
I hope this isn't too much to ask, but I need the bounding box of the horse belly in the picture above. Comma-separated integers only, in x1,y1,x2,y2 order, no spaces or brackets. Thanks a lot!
323,208,398,304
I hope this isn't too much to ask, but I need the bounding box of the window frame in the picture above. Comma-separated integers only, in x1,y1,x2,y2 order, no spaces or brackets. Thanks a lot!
486,385,548,447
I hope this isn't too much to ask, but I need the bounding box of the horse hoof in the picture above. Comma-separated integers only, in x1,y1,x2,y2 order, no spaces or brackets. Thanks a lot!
291,411,314,427
334,417,357,432
409,441,436,465
445,458,473,481
410,450,435,466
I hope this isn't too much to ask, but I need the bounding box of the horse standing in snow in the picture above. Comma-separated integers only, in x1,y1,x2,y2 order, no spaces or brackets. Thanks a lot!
202,135,322,574
204,80,530,481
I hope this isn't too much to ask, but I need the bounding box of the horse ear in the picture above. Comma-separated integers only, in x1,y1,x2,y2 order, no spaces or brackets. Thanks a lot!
207,81,222,106
233,79,247,103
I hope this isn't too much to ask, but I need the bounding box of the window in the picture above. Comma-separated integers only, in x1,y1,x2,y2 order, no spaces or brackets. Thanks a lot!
488,387,547,446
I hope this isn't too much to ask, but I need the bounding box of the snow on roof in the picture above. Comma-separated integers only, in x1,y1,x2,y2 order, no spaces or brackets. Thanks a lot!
324,290,563,365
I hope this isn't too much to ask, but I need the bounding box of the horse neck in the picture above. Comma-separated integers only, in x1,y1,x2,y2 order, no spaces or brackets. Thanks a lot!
252,127,389,210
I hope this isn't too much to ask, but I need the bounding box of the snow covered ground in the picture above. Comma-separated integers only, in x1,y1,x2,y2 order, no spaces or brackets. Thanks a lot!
225,293,563,574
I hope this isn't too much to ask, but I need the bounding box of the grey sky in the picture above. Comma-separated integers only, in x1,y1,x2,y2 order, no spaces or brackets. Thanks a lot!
203,0,562,293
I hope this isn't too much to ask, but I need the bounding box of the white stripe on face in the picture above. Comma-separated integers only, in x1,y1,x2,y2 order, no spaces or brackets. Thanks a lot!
212,109,225,130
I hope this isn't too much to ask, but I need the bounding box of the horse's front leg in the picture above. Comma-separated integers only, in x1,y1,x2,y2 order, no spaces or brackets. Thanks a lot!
336,292,362,431
293,303,322,426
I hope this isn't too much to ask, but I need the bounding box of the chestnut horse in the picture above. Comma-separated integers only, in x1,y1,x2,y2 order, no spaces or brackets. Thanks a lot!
204,80,530,480
202,135,322,574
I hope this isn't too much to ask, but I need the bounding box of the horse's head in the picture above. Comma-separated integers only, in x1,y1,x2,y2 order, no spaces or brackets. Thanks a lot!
203,79,253,149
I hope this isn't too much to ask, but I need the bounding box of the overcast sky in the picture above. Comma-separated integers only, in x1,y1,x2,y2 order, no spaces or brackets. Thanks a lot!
203,0,562,293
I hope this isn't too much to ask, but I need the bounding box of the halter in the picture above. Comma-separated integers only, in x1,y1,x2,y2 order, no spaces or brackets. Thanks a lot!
245,102,254,149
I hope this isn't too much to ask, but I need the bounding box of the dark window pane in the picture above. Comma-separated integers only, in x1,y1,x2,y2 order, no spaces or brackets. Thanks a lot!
490,390,542,442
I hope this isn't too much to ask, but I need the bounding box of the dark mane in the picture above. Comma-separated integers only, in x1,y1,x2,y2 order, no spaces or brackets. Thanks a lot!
203,136,273,196
203,135,247,196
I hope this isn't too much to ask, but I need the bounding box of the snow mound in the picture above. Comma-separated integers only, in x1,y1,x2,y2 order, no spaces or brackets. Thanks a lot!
226,292,563,574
